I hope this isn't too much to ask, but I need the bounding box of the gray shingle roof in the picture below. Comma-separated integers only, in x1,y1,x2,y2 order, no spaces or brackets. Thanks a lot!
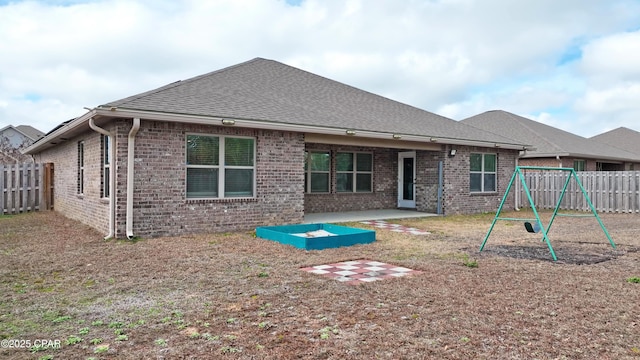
15,125,45,140
590,127,640,156
104,58,522,145
461,110,640,162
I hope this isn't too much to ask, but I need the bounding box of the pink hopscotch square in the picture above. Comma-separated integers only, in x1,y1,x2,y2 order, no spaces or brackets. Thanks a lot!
301,259,421,285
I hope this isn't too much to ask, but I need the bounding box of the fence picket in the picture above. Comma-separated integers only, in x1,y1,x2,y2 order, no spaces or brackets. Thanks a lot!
0,163,53,215
518,171,640,213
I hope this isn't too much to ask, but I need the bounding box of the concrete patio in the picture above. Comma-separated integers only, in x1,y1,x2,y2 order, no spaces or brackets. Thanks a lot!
303,209,438,224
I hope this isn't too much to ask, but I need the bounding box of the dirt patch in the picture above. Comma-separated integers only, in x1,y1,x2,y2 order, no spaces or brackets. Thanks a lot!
1,210,639,359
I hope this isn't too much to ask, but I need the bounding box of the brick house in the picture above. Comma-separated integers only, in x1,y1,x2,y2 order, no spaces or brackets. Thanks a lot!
25,58,529,239
590,127,640,169
462,110,640,171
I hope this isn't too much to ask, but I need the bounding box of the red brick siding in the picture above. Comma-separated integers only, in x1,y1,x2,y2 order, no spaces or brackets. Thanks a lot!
303,144,397,213
34,118,519,237
33,128,111,234
442,146,517,215
121,120,305,237
304,145,445,214
37,119,305,238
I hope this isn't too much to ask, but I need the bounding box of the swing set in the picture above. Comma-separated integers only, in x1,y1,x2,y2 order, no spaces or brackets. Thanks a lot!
479,166,616,261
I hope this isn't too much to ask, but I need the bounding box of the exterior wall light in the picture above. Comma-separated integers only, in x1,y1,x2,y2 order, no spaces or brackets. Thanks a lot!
449,149,457,157
392,134,402,139
221,119,236,126
345,129,356,136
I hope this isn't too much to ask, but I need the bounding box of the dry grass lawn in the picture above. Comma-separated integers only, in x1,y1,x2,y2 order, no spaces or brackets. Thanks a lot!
1,210,639,359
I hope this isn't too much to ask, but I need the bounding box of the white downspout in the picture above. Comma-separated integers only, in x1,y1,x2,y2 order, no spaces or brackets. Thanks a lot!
89,118,115,239
126,118,140,239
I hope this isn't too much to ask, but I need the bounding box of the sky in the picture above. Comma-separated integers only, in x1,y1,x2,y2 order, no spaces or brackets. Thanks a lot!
1,0,639,138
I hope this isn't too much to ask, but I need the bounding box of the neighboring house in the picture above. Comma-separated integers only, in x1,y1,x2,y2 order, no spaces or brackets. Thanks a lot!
25,58,530,239
590,127,640,168
0,124,45,163
461,110,640,171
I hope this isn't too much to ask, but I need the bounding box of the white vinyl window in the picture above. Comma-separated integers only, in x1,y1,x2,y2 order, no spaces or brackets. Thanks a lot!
305,151,330,193
186,134,255,199
470,153,496,193
77,141,84,194
336,152,373,192
101,135,110,198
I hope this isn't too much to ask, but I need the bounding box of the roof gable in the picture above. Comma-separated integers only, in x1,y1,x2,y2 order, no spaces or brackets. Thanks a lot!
461,110,640,162
590,127,640,156
1,124,44,141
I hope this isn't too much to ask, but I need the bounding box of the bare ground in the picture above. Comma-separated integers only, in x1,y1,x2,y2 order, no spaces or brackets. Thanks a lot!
1,210,639,359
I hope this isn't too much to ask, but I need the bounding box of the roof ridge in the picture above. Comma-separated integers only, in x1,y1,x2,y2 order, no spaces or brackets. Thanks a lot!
498,111,574,152
270,59,454,121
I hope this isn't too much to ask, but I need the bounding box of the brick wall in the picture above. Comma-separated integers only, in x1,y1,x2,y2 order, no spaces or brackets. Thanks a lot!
304,145,444,213
35,119,305,238
519,158,563,168
33,128,111,234
117,120,305,237
303,144,397,213
34,117,518,237
416,150,444,213
519,157,637,171
442,146,517,214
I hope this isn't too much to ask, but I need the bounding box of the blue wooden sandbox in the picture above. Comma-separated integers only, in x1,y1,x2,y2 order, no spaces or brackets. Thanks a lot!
255,223,376,250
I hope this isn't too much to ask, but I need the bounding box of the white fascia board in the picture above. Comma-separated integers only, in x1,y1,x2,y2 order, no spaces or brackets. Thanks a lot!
103,108,531,150
23,110,96,154
26,106,530,153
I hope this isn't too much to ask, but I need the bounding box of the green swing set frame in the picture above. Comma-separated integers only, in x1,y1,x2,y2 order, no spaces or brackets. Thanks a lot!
479,166,616,261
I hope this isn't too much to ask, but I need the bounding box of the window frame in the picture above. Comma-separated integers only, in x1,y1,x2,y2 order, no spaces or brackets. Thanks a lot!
305,150,331,193
185,133,256,200
77,141,84,195
101,135,110,198
470,152,497,193
574,159,586,172
336,151,373,193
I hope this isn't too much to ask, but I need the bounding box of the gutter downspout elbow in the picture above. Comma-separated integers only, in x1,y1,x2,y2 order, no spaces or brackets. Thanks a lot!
126,118,140,240
89,118,115,239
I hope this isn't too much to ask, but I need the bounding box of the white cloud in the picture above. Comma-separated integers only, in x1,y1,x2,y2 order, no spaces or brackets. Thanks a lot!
1,0,640,137
567,29,640,136
580,30,640,85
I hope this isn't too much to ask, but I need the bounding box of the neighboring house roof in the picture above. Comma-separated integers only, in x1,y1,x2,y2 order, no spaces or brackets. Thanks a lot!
0,124,45,141
15,125,45,140
26,58,529,154
0,125,41,162
590,127,640,157
461,110,640,163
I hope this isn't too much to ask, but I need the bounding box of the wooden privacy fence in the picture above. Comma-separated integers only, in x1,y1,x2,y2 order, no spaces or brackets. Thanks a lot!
517,170,640,213
1,163,53,215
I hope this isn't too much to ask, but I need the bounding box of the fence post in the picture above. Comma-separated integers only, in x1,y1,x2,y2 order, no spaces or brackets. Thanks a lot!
0,165,4,215
43,163,54,210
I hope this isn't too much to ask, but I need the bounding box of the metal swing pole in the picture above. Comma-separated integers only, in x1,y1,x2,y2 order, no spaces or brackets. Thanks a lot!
479,168,518,252
571,169,616,249
518,167,558,261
